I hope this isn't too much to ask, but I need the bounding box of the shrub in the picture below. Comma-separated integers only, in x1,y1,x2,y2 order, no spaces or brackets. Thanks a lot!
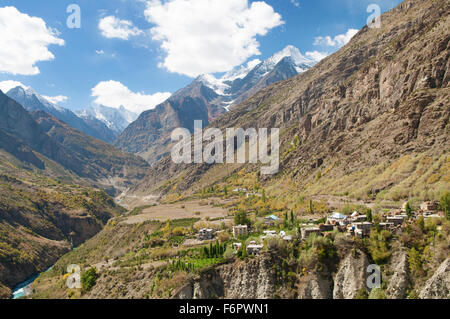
368,288,387,299
408,247,425,278
81,268,98,292
368,230,392,264
217,231,231,243
354,288,369,299
439,191,450,220
172,227,186,236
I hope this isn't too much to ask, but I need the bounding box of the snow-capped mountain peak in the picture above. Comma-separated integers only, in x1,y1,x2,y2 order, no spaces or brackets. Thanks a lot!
7,86,63,112
196,45,316,102
77,105,138,134
267,45,315,67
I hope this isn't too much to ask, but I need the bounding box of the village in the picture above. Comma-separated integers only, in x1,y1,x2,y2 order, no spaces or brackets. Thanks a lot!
195,200,444,256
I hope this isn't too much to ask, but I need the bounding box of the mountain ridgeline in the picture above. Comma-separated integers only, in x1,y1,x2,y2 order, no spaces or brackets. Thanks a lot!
6,86,119,143
0,90,149,193
131,0,449,203
115,46,316,165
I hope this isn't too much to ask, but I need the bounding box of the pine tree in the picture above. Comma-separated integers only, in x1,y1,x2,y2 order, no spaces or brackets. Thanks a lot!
406,202,412,218
366,208,373,222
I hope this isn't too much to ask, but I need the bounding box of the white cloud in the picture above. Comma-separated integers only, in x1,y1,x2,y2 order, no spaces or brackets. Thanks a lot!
0,80,29,93
144,0,284,77
305,51,329,62
0,6,64,76
99,16,143,40
42,95,68,104
246,59,262,69
290,0,300,8
91,80,171,113
95,50,105,55
313,28,359,48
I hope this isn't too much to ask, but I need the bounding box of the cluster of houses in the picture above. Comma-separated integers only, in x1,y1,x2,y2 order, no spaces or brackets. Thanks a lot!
300,201,443,239
231,229,294,255
195,201,443,255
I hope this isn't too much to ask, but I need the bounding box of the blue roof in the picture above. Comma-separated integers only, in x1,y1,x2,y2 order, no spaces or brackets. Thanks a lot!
267,215,280,220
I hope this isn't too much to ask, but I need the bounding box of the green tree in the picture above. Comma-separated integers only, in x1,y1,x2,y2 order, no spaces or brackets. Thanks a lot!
81,268,99,292
405,202,412,218
417,215,425,232
262,189,266,203
290,210,295,224
366,208,373,222
439,191,450,220
234,210,251,227
408,247,424,277
309,200,314,215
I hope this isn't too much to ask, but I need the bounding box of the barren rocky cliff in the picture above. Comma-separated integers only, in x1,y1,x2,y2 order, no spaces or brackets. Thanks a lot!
173,252,449,300
131,0,449,203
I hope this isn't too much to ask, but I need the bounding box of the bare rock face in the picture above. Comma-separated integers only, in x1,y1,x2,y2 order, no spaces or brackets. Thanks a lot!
298,273,333,299
218,255,276,299
386,249,410,299
173,254,276,299
419,258,450,299
333,249,369,299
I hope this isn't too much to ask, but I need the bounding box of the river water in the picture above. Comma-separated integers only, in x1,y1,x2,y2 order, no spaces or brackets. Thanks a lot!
11,267,52,299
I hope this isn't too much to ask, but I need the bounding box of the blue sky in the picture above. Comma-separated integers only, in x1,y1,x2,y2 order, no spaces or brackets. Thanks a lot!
0,0,402,113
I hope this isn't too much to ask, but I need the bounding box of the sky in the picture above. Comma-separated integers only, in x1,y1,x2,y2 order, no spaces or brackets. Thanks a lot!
0,0,403,114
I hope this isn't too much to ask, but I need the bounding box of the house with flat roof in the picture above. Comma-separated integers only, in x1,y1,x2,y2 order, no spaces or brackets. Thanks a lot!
327,212,348,225
197,228,214,241
301,227,322,240
233,225,248,238
264,215,280,225
420,201,438,212
386,216,406,226
352,222,373,238
247,244,263,255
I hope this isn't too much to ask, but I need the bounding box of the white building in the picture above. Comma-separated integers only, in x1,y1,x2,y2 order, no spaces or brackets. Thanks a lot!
197,228,214,241
327,212,348,225
233,225,248,238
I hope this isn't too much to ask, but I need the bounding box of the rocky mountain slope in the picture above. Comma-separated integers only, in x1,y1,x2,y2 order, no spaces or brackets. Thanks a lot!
131,0,449,204
115,46,315,165
6,86,118,143
0,151,125,298
0,91,149,194
30,111,149,193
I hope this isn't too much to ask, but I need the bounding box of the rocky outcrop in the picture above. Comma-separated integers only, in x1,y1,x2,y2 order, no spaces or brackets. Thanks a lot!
386,249,410,299
298,273,333,299
218,255,276,299
419,258,450,299
173,254,276,299
333,249,369,299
